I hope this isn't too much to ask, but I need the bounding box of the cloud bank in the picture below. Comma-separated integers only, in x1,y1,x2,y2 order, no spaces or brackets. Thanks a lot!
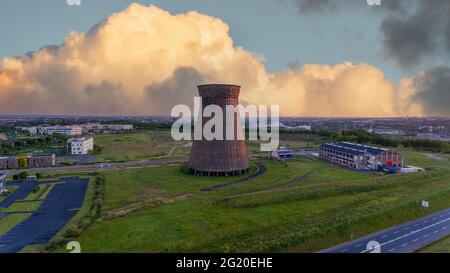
0,3,437,116
293,0,450,69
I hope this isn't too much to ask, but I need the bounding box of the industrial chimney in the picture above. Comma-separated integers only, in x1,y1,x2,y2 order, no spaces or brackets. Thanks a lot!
188,84,250,176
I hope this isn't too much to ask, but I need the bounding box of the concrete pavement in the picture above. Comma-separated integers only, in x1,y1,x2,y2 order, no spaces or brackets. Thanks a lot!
322,207,450,253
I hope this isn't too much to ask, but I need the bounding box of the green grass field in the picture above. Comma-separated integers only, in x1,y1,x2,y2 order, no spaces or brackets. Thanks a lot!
54,147,450,253
94,132,190,162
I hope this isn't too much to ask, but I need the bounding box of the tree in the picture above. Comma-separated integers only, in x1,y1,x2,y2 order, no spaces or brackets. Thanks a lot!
18,171,28,180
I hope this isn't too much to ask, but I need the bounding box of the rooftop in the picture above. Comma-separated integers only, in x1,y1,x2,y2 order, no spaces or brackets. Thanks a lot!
68,137,93,142
320,142,389,156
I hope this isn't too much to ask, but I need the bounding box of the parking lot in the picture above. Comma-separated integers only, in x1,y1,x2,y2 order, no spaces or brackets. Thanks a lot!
0,177,88,253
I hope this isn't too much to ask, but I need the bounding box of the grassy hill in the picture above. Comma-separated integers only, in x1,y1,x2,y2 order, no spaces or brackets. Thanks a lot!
49,148,450,253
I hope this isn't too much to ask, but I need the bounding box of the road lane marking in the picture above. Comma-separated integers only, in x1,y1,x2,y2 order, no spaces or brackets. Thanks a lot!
360,217,450,253
388,248,396,252
401,243,408,247
356,243,363,247
340,249,349,253
381,235,388,238
413,238,419,242
423,234,429,238
433,230,439,234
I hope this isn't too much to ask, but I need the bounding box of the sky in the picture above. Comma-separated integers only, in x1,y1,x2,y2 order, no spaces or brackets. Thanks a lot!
0,0,449,117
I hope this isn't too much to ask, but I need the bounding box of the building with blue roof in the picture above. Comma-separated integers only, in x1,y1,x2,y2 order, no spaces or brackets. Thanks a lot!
319,142,403,170
270,149,294,160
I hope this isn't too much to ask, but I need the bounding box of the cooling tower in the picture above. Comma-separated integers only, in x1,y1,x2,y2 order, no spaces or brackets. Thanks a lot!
188,84,250,176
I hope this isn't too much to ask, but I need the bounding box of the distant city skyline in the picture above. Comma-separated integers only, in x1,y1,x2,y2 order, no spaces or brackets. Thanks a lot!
0,0,449,117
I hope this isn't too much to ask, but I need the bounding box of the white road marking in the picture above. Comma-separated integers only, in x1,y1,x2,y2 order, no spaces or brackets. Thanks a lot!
401,243,408,247
388,248,396,252
356,243,363,247
442,227,448,230
423,234,430,238
433,230,439,234
413,238,419,242
360,217,450,253
340,249,349,253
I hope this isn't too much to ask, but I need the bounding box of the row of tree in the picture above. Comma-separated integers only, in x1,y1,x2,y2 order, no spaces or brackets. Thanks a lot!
0,135,68,155
280,128,450,153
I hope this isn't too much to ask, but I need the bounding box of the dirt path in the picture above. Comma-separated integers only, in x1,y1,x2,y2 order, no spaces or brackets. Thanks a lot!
422,153,446,160
224,171,314,198
104,163,267,219
200,163,267,192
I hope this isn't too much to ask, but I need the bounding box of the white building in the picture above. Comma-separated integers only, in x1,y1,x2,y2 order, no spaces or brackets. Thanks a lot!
20,126,38,135
38,125,82,136
67,137,94,155
0,173,7,195
80,123,133,133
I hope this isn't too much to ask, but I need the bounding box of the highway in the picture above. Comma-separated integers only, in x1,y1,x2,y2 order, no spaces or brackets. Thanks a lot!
322,207,450,253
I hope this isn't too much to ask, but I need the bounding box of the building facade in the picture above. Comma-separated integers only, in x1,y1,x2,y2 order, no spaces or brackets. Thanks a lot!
67,137,94,155
37,125,82,136
27,154,56,168
319,142,403,170
0,157,17,169
80,123,133,133
0,154,55,169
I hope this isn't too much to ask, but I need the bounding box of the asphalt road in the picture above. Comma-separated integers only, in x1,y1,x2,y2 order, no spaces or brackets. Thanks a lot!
4,153,264,176
322,207,450,253
5,157,189,175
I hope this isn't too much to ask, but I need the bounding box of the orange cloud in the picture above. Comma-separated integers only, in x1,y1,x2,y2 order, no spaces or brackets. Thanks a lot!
0,3,423,116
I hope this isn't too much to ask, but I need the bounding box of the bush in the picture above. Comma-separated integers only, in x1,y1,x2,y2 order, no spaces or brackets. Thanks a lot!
179,162,190,174
18,171,28,180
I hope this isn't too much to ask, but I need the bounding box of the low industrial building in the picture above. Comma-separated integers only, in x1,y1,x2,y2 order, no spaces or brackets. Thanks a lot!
0,156,18,169
67,137,94,155
270,149,294,160
80,123,133,133
319,142,404,170
37,125,82,136
27,154,56,168
0,154,56,169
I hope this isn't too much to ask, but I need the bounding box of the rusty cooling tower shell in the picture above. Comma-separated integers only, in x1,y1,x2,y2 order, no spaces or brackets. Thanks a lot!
188,84,250,176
